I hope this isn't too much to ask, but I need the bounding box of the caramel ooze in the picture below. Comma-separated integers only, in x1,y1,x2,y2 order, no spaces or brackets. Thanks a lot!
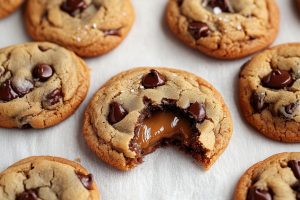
136,111,192,150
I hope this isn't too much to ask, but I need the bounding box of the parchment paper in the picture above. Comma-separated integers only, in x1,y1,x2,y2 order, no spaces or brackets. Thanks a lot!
0,1,299,199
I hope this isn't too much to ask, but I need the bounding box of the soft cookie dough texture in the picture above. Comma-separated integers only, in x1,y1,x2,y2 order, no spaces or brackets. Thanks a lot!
0,156,100,200
0,42,89,129
25,0,135,57
235,152,300,200
0,0,23,19
83,67,233,170
166,0,279,59
240,44,300,142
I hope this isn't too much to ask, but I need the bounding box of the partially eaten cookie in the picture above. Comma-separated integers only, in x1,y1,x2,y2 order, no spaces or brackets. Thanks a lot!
83,67,233,170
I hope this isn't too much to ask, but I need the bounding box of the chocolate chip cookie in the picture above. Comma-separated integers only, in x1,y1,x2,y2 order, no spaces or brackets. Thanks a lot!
0,42,89,129
83,67,233,170
166,0,279,59
234,152,300,200
24,0,135,57
0,156,99,200
240,43,300,142
0,0,23,19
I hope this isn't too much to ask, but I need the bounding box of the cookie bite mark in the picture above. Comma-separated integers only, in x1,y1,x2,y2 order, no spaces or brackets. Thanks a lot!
130,101,204,160
83,67,233,170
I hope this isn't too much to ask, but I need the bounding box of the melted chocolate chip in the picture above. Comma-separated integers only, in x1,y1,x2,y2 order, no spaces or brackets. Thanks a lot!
46,89,62,105
33,64,53,82
187,102,206,122
76,172,94,190
208,0,229,12
61,0,87,15
279,102,299,119
251,92,266,112
292,183,300,200
108,102,128,124
103,29,120,36
262,69,293,89
188,22,210,40
288,160,300,179
142,70,166,89
0,80,18,101
247,187,272,200
285,103,298,115
16,190,38,200
177,0,183,6
13,80,34,96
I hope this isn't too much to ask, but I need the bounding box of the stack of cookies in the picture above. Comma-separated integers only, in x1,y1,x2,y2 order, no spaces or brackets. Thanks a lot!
0,0,299,200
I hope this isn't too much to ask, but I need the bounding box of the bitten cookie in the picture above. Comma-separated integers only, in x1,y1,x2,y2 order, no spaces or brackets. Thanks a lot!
0,0,23,19
0,156,100,200
0,42,89,129
240,43,300,142
24,0,135,57
234,152,300,200
166,0,279,59
83,67,233,170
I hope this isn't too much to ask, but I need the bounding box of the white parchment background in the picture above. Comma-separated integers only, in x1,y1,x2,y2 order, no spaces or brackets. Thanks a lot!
0,0,299,199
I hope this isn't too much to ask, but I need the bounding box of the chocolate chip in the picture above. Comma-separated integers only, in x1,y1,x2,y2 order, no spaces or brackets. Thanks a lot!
285,103,299,114
288,160,300,179
13,79,34,96
247,187,272,200
292,183,300,200
208,0,229,12
16,190,38,200
108,102,128,124
251,92,266,112
21,124,32,129
38,45,50,52
33,64,53,82
177,0,183,6
279,102,299,119
0,80,18,101
103,29,120,36
76,172,94,190
262,69,293,89
188,22,210,40
142,69,166,89
46,89,62,105
61,0,87,15
187,102,206,122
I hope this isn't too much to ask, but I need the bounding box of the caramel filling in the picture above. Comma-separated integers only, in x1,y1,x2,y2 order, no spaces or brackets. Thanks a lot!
136,111,192,153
